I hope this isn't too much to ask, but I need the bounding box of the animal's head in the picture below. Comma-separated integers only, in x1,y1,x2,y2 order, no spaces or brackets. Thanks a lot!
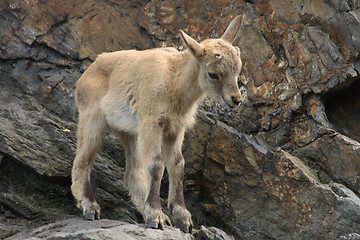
180,16,243,108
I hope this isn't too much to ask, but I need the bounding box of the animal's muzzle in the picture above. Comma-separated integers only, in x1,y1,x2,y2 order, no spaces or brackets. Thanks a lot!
231,95,241,106
230,93,241,107
222,93,241,108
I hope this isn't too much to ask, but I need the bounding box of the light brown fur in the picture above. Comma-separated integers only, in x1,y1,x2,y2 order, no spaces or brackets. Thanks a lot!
71,16,243,232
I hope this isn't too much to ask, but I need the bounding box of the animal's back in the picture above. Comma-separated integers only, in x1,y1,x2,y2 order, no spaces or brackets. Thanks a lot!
97,48,180,111
75,50,139,109
75,47,181,135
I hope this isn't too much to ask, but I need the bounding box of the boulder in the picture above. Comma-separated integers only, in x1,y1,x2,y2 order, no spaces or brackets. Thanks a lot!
5,218,230,240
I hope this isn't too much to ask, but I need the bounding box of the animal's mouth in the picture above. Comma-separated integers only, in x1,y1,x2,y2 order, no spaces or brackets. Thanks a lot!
222,96,235,108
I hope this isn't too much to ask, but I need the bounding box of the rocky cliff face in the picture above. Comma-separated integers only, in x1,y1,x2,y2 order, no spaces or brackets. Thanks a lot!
1,0,360,239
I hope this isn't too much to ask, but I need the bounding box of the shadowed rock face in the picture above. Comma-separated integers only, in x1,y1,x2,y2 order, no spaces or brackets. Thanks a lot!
1,0,360,239
324,79,360,143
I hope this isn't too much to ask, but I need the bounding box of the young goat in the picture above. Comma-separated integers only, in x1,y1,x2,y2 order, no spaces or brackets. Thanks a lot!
71,15,243,233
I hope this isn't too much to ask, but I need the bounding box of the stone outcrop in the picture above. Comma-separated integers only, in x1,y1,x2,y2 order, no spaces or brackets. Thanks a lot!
6,217,234,240
1,0,360,239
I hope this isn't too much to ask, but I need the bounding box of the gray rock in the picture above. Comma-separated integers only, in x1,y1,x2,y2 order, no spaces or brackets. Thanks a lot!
338,233,360,240
5,218,194,240
194,226,234,240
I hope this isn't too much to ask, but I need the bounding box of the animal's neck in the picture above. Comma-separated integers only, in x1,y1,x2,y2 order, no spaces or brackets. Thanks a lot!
174,50,205,113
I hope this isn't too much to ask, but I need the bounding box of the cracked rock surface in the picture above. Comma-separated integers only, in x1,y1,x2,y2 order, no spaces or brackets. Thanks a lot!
1,0,360,239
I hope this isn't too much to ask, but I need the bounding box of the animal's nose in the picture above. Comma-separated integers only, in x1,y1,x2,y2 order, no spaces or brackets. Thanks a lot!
231,95,241,106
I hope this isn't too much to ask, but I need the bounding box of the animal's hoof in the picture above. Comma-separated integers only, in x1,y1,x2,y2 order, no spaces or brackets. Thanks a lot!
84,212,95,220
147,221,161,229
146,216,172,230
144,205,171,230
179,224,189,233
176,222,193,233
147,220,171,230
165,218,172,227
170,205,192,233
81,200,101,221
83,211,100,220
158,221,165,230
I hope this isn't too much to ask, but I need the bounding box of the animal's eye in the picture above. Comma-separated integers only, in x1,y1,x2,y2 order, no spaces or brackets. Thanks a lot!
208,73,219,79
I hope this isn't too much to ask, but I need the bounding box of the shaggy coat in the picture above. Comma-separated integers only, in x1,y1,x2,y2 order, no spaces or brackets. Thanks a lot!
71,15,243,233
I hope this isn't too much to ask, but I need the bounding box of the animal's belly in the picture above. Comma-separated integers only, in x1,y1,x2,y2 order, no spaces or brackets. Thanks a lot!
101,98,139,135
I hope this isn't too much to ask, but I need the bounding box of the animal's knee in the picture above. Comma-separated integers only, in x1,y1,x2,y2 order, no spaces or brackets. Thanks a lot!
174,151,185,169
149,153,165,182
72,151,96,173
172,150,185,177
71,157,86,181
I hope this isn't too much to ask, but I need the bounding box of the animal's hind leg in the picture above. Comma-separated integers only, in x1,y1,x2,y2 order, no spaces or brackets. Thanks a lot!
71,108,107,220
116,132,136,189
117,131,148,215
163,130,192,233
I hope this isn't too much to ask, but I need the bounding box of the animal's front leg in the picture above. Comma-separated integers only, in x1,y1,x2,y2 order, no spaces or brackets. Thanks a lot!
143,152,171,229
166,146,193,233
137,125,170,229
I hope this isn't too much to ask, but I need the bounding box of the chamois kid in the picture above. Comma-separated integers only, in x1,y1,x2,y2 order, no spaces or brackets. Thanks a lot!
71,15,243,233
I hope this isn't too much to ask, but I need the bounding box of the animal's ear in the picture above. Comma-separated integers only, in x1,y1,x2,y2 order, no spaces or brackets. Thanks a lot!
221,15,242,44
179,30,204,60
